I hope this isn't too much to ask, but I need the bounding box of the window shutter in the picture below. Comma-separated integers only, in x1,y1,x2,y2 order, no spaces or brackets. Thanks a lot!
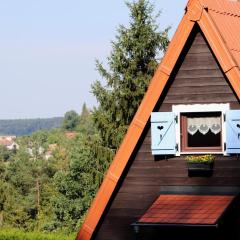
226,110,240,154
151,112,176,155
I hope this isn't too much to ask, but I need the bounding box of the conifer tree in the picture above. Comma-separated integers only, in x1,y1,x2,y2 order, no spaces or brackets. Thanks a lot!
77,103,92,134
92,0,169,150
51,1,170,231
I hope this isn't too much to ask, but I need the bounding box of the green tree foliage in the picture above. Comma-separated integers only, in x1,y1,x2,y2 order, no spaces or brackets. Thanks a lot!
80,103,89,121
52,104,114,232
0,157,6,227
77,103,94,135
2,131,59,231
0,103,108,233
0,146,12,162
92,0,169,150
61,111,79,131
53,137,113,231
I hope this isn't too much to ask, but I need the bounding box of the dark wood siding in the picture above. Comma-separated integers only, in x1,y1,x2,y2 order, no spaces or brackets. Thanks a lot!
94,27,240,240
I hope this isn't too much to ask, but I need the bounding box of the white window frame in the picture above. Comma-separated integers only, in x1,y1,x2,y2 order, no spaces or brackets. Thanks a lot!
172,104,230,156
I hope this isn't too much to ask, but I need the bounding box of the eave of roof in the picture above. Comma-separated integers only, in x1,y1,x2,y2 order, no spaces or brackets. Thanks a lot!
77,1,240,239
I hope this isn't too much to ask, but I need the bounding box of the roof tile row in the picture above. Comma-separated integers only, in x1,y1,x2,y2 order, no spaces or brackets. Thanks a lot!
202,0,240,65
138,195,234,225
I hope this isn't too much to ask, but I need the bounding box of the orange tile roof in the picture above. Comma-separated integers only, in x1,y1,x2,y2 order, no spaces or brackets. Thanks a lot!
77,1,240,239
202,0,240,16
0,136,16,147
138,195,235,225
201,0,240,66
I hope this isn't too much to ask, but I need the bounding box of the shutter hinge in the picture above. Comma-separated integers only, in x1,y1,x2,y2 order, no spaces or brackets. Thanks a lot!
175,115,178,123
223,114,226,122
175,143,179,152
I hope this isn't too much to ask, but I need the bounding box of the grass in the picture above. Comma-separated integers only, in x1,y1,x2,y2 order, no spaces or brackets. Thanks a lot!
0,228,76,240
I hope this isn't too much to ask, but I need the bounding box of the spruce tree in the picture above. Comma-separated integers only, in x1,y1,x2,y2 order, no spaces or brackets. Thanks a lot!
51,1,170,231
92,0,169,150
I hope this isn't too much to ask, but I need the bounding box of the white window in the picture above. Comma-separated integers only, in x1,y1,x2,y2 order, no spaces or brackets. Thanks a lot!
172,104,229,156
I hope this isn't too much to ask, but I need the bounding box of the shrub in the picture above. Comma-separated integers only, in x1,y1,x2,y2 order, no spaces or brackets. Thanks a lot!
0,229,75,240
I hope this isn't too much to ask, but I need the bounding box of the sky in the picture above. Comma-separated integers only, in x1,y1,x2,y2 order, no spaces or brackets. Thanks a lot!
0,0,187,119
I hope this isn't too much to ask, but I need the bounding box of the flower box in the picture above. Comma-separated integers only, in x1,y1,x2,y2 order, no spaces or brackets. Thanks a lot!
186,155,215,176
187,162,214,171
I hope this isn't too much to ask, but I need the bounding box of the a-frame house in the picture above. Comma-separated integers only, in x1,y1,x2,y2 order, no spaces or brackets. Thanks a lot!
77,0,240,239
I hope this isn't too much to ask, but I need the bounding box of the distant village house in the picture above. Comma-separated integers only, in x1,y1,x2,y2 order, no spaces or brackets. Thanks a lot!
0,136,19,150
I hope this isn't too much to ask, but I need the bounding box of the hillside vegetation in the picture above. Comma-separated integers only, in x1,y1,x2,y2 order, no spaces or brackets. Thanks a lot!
0,117,63,136
0,105,111,236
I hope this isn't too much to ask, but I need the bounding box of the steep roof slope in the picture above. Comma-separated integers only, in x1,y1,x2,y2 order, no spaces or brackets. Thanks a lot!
201,0,240,65
77,0,240,239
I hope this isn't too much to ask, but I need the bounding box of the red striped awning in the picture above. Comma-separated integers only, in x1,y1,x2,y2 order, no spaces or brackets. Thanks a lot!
138,195,235,225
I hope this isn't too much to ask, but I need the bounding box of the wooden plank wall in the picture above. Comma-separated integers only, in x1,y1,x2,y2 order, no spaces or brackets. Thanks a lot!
94,27,240,240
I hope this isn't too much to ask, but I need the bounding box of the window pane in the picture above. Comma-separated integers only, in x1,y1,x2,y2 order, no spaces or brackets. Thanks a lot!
188,131,221,147
181,112,222,150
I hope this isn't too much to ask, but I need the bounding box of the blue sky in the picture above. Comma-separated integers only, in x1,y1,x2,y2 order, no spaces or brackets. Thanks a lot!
0,0,187,119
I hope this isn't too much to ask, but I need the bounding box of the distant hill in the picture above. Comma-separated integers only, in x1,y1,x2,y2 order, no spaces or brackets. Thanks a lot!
0,117,63,136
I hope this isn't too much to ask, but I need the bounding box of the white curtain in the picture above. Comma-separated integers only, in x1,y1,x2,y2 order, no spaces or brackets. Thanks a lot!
187,117,221,135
